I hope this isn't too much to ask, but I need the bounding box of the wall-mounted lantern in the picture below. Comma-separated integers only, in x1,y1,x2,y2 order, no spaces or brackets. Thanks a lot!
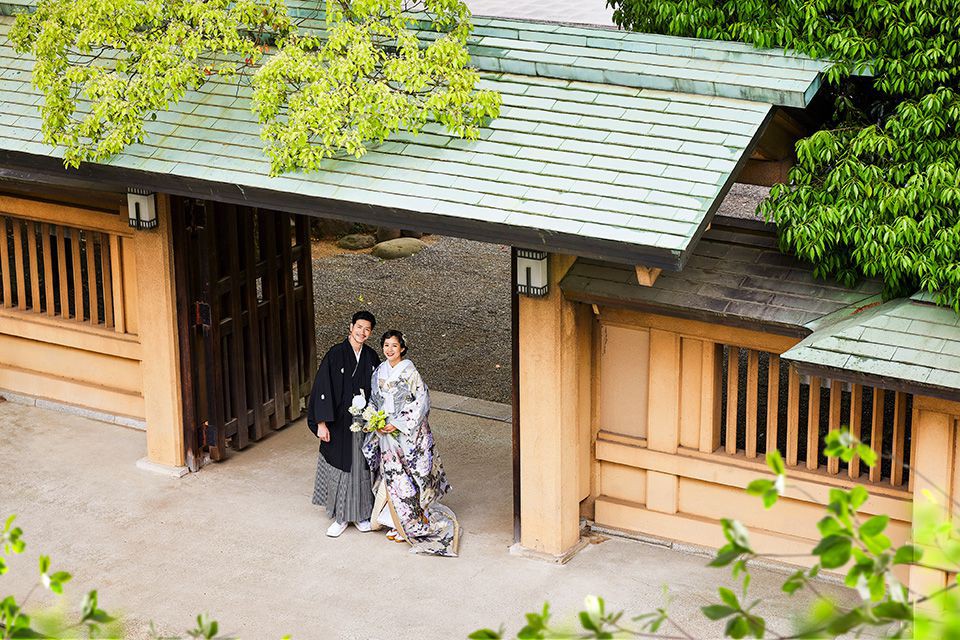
127,188,158,229
515,249,549,297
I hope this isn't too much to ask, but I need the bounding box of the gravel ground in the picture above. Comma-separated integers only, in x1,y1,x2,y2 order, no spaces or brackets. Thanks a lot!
717,183,770,220
312,235,512,403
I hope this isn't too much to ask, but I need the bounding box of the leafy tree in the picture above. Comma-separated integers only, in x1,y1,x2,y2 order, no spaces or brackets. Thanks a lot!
607,0,960,312
472,431,960,638
8,0,501,174
252,0,502,173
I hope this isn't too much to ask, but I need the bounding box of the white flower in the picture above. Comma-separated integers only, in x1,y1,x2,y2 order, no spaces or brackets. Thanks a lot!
348,392,366,415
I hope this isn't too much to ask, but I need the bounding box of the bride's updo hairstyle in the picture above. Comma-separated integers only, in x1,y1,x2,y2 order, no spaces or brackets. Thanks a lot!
381,329,408,357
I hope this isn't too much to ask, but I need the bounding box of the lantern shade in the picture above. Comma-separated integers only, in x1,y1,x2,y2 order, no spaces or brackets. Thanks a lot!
516,249,549,297
127,188,158,229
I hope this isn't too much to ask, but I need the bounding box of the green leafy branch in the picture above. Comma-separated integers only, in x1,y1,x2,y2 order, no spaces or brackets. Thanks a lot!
470,596,696,640
1,515,243,640
761,87,960,310
250,0,501,174
9,0,293,168
1,514,122,640
10,0,501,176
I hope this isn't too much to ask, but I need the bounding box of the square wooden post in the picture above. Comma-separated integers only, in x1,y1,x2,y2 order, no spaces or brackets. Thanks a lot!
135,194,185,469
908,398,959,599
518,254,586,559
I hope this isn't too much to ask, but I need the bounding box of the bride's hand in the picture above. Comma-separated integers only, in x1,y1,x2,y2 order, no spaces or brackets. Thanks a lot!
381,424,398,434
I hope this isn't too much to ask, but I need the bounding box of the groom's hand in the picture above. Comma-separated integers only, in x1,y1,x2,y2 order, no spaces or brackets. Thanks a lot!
317,422,331,442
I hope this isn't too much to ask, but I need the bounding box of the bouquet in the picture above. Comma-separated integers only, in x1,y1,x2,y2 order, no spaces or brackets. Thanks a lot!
348,394,393,435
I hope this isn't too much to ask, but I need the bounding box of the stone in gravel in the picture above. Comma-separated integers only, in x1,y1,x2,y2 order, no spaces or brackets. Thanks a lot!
312,218,354,238
401,229,424,239
372,238,427,259
375,227,403,242
336,233,376,250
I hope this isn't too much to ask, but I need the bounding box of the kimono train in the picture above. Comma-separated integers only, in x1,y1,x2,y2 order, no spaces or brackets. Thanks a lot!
362,359,460,557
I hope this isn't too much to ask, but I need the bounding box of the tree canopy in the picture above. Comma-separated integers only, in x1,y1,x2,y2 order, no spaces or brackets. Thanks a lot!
9,0,501,175
608,0,960,311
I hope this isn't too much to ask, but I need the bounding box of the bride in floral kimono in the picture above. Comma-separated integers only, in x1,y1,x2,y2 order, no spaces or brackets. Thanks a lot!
361,330,460,557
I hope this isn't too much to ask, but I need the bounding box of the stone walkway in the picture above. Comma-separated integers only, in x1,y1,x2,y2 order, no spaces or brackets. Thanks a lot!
0,398,851,639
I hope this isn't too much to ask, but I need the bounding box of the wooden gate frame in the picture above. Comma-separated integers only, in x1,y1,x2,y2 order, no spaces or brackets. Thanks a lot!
172,197,316,470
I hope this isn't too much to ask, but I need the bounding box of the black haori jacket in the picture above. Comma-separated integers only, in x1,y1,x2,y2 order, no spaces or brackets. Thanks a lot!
307,339,381,472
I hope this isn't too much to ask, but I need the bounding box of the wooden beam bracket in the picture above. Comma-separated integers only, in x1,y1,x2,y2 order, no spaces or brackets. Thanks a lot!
635,265,662,287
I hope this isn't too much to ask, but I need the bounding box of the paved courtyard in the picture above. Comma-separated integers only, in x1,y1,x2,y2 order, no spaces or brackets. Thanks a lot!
0,396,852,639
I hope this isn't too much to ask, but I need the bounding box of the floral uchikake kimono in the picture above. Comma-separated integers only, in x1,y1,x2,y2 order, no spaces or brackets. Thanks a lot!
362,359,460,557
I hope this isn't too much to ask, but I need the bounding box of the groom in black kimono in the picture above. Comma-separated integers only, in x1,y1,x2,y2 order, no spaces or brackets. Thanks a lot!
307,310,381,537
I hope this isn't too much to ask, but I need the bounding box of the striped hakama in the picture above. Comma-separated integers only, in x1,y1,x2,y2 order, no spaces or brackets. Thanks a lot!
312,429,374,523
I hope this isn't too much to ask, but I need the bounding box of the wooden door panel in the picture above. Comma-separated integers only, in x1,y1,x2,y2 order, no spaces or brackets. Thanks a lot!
173,197,316,469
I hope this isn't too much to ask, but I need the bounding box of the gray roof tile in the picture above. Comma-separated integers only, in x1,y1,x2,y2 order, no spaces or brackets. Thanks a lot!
560,218,881,336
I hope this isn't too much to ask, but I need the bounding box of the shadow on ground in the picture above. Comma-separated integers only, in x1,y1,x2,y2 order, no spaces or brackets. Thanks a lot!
0,400,853,639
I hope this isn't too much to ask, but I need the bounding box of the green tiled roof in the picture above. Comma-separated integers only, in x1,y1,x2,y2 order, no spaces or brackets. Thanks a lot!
782,298,960,401
465,19,827,108
283,2,829,108
0,10,826,267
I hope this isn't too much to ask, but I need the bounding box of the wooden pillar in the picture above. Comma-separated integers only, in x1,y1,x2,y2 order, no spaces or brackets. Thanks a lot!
698,343,722,453
135,194,185,468
518,254,584,557
646,330,681,513
678,337,703,450
909,398,960,597
647,330,681,453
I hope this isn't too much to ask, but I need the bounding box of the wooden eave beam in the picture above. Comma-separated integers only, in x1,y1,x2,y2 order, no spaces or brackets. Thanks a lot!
635,265,662,287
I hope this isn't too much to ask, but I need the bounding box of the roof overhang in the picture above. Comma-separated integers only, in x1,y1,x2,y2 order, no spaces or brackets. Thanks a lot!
781,297,960,403
0,149,679,266
560,217,882,336
786,360,960,404
0,12,827,267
